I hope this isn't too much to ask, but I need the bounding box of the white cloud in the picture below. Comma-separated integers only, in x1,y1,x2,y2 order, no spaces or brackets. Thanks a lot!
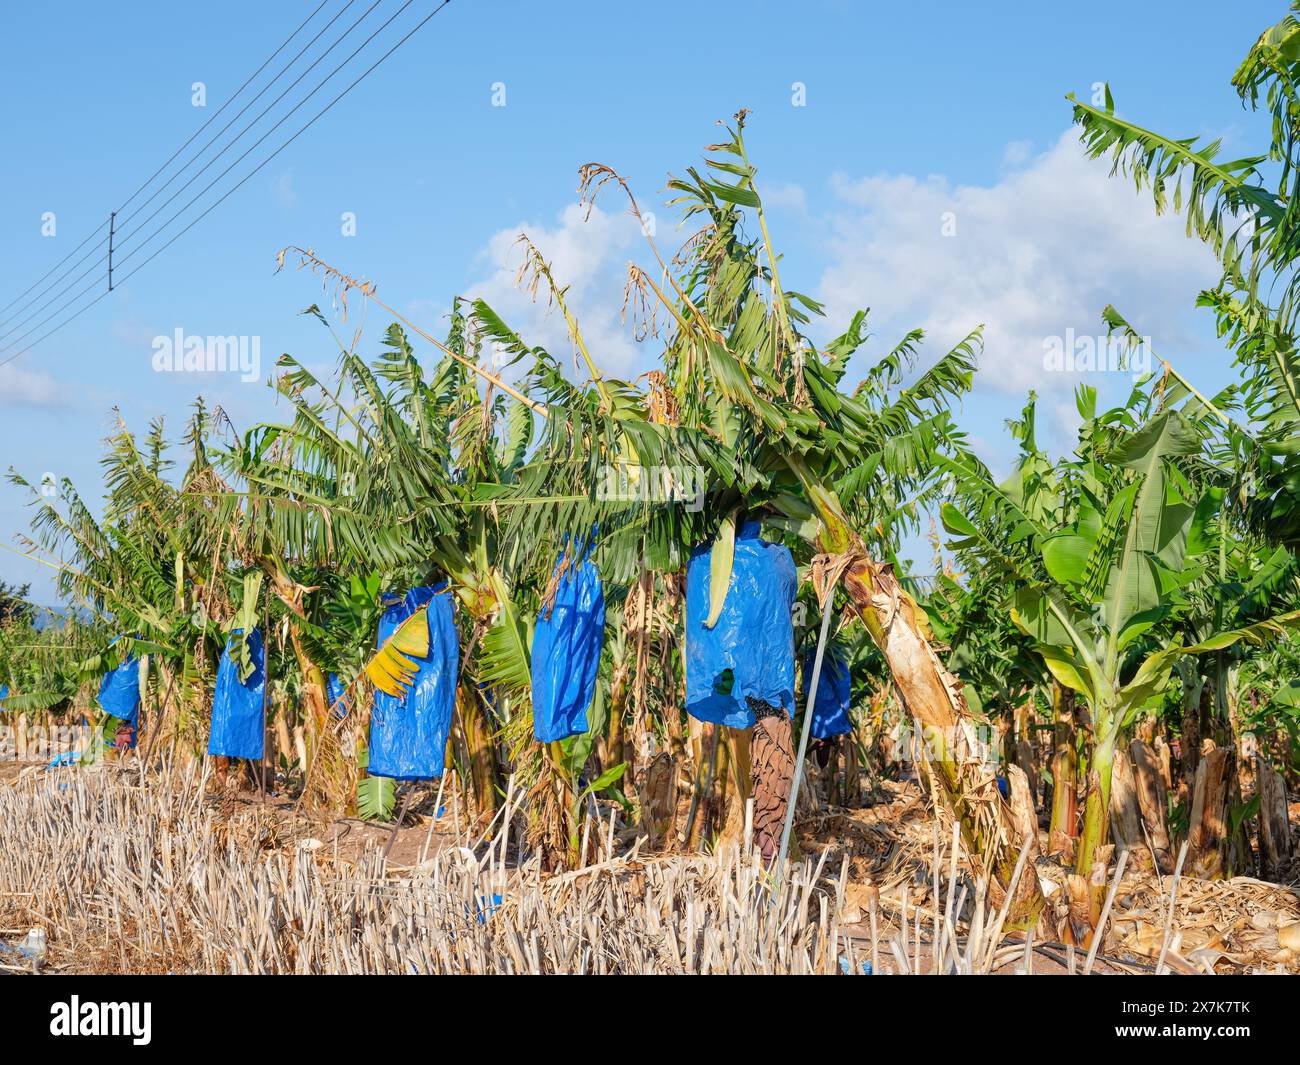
466,202,648,379
763,182,809,214
272,171,297,209
111,319,162,348
458,129,1223,445
815,130,1222,398
0,363,63,407
1001,140,1033,168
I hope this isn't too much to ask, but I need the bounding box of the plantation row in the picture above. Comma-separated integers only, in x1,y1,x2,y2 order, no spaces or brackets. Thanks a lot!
4,12,1300,944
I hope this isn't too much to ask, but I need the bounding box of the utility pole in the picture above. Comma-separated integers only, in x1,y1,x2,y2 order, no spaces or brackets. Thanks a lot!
107,212,116,292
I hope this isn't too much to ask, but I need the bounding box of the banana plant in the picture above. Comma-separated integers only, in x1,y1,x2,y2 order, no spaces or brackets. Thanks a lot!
1068,5,1300,551
447,112,1045,912
1239,631,1300,773
6,406,264,760
944,388,1300,879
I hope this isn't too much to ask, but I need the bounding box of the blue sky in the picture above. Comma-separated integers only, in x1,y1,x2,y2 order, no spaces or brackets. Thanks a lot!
0,0,1285,602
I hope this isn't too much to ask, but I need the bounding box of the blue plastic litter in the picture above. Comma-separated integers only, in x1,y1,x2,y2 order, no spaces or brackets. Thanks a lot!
685,521,796,728
0,683,8,709
326,672,352,719
0,935,44,965
530,544,606,743
802,649,853,738
368,585,459,781
995,775,1010,801
839,956,873,975
473,894,504,924
208,628,266,760
46,751,80,768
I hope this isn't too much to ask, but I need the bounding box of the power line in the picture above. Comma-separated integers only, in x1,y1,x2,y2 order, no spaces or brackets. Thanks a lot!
0,261,108,357
0,247,109,345
0,221,107,321
0,0,454,372
0,0,334,330
113,0,334,217
112,0,383,244
0,0,376,347
0,291,112,375
109,0,414,274
0,0,418,350
115,0,365,234
0,0,405,354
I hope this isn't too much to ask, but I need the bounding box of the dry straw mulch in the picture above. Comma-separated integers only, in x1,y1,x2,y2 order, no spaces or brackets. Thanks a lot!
2,765,1296,975
0,764,862,974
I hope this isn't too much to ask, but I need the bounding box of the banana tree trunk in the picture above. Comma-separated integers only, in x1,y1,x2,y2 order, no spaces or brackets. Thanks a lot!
605,675,628,788
1130,739,1175,873
1108,744,1143,852
721,727,753,844
1074,731,1116,877
788,459,1045,926
1187,742,1235,880
1048,684,1078,858
637,751,678,848
1257,755,1292,880
840,553,1045,927
684,718,712,849
287,624,336,808
456,682,500,819
749,700,794,862
840,732,861,806
287,628,328,736
1180,676,1204,793
707,725,734,843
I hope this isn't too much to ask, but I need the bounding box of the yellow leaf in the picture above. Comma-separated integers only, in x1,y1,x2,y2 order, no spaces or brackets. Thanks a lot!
387,607,431,658
365,648,418,697
363,608,429,697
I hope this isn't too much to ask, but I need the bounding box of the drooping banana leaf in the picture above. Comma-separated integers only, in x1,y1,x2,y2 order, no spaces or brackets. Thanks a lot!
705,509,738,629
363,606,430,697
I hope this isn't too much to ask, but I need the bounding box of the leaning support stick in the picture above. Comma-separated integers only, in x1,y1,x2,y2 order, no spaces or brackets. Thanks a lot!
260,591,271,804
775,581,836,875
383,789,415,862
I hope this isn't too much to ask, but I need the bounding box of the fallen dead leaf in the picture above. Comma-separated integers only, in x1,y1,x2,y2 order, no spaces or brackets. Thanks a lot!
1127,923,1166,957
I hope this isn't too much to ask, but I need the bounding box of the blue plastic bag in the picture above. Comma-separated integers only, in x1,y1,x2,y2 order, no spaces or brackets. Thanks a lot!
368,585,459,781
0,683,7,710
801,649,853,738
208,628,266,760
686,521,796,728
531,549,606,743
98,642,140,720
98,638,142,749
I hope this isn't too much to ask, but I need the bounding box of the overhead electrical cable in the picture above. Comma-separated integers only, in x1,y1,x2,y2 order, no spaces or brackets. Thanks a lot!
0,0,454,371
0,0,334,331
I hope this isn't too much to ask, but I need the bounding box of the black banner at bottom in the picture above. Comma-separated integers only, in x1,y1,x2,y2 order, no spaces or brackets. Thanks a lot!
0,974,1290,1050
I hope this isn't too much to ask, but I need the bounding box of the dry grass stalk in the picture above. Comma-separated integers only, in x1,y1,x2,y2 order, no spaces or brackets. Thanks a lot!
0,769,856,975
